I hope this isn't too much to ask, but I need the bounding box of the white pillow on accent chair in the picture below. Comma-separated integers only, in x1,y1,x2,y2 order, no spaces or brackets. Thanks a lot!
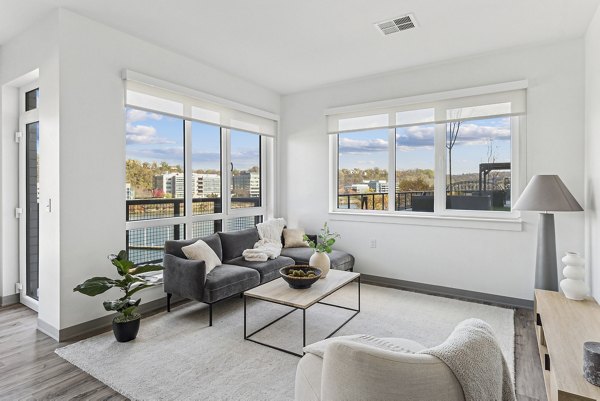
181,240,221,274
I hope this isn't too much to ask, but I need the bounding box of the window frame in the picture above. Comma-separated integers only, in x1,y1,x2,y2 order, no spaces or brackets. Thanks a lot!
125,106,271,264
328,83,526,227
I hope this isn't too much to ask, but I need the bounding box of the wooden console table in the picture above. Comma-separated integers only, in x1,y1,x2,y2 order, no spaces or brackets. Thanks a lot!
534,290,600,401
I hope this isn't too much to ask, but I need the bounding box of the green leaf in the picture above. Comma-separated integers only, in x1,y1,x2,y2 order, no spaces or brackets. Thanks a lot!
130,264,163,275
128,283,156,297
103,299,129,312
110,250,135,276
73,277,117,296
326,238,335,246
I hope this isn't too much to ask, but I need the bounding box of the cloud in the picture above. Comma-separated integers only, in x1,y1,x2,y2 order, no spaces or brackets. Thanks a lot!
192,151,221,163
126,123,176,145
128,147,184,161
396,126,434,150
395,122,510,151
452,123,510,145
338,137,388,154
126,109,163,124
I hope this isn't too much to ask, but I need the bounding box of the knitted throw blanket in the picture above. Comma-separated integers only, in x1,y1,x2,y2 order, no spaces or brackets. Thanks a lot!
420,318,516,401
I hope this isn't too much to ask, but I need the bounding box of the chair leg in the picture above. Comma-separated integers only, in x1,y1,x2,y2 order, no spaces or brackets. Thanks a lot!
209,303,213,327
166,293,172,312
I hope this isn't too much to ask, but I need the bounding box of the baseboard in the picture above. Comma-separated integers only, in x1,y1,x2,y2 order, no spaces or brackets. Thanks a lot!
57,294,186,342
361,274,533,309
38,317,60,341
1,293,19,307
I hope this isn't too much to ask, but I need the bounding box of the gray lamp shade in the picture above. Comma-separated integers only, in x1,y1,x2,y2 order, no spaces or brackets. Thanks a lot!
513,175,583,212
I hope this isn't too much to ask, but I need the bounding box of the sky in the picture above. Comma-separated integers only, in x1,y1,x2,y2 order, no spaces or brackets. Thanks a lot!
338,116,511,175
126,108,260,171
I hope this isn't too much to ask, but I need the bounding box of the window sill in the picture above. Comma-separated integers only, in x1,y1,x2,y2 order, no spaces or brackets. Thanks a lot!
328,210,522,231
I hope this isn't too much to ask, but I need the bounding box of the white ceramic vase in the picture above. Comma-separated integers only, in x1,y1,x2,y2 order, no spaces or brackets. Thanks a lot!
559,252,588,301
309,251,330,278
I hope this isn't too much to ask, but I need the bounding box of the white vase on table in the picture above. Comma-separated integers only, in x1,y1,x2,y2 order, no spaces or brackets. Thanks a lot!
559,252,588,300
309,251,330,278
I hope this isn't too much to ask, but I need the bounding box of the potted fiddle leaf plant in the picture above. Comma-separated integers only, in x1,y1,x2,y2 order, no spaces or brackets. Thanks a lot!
73,250,163,342
303,222,340,278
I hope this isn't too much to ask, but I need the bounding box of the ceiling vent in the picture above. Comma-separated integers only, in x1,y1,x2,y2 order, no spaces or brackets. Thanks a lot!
375,14,417,36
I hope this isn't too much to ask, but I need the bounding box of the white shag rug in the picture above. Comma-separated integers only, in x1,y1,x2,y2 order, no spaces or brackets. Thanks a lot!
56,284,514,401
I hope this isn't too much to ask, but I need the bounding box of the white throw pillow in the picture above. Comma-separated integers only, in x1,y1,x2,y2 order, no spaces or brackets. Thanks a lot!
181,240,221,274
283,228,309,248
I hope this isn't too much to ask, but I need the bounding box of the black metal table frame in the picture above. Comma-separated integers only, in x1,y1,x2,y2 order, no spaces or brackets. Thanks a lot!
243,275,360,357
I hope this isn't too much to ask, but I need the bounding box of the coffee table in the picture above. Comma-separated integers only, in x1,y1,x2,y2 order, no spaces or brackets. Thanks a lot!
243,269,360,357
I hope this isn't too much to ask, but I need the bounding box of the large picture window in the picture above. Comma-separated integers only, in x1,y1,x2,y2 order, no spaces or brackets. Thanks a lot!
328,83,526,219
123,74,276,264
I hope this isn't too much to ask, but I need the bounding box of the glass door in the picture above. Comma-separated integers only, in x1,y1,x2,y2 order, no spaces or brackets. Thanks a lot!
19,86,40,311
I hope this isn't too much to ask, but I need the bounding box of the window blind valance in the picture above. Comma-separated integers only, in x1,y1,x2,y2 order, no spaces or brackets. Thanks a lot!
326,83,527,134
123,71,278,137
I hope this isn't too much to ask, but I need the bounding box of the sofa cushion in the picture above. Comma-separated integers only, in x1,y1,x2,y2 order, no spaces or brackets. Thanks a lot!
218,228,260,262
165,233,223,261
202,264,260,303
181,239,221,274
227,256,295,283
280,248,355,271
283,228,309,248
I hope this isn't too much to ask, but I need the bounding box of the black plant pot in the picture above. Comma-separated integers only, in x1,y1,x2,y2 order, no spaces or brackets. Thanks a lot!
112,317,140,342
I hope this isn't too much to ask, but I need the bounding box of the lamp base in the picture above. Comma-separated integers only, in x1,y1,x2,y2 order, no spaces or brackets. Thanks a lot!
536,213,558,291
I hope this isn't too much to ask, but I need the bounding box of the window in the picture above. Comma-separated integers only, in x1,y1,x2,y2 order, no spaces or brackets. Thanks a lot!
338,129,389,211
123,74,276,264
328,83,526,219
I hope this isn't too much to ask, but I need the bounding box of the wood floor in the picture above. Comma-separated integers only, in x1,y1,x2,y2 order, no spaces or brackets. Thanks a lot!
0,303,546,401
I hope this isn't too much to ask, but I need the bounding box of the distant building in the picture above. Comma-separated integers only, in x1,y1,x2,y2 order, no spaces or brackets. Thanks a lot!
344,180,389,194
154,173,185,198
232,171,260,198
193,173,220,197
125,183,135,200
345,183,370,193
368,180,388,193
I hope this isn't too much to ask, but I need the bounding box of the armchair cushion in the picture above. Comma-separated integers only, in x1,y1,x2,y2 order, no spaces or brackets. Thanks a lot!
295,335,464,401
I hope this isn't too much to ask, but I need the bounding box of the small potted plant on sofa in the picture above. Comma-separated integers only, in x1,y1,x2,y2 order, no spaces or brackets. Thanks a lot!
303,222,340,278
73,250,163,342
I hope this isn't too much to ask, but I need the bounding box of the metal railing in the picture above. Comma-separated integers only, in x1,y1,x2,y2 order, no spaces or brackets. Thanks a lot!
125,197,261,264
337,191,434,211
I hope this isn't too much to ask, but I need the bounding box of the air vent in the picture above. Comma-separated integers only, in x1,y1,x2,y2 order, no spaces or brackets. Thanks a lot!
375,14,417,36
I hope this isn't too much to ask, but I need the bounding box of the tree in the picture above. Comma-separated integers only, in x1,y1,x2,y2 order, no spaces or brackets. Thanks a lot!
446,121,461,193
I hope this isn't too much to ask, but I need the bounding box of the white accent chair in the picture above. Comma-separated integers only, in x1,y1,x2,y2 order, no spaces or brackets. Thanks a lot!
294,337,465,401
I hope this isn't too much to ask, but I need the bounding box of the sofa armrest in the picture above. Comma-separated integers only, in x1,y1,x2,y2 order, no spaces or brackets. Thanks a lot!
163,253,207,301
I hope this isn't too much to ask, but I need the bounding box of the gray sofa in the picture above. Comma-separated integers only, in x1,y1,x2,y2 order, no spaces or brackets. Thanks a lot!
163,227,355,325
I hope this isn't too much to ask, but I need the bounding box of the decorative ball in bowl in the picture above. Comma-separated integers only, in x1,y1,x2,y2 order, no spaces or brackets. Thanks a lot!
280,266,322,289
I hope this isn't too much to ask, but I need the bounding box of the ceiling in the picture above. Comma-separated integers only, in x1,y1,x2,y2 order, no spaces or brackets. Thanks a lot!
2,0,599,94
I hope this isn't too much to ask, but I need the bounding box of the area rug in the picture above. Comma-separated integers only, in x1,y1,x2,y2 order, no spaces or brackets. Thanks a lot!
56,284,514,401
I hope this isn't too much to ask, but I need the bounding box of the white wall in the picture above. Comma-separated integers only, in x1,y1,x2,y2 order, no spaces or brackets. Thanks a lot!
0,10,61,331
281,39,586,301
56,10,280,330
0,9,280,336
585,6,600,302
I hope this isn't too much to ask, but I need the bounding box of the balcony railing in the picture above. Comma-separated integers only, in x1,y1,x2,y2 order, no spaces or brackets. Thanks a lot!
337,191,434,211
125,197,261,264
337,189,508,212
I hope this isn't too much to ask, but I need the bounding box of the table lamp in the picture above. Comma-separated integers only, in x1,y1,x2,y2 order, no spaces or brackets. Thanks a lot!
513,175,583,291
